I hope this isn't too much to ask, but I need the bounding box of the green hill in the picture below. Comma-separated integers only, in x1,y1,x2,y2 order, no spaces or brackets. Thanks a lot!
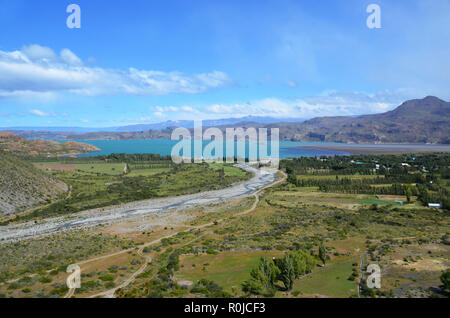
0,151,68,215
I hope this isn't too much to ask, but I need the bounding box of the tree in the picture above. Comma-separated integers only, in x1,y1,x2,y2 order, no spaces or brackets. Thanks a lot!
406,186,412,203
290,250,315,278
441,268,450,290
275,254,296,291
287,174,297,185
218,168,225,183
319,242,327,266
242,257,280,296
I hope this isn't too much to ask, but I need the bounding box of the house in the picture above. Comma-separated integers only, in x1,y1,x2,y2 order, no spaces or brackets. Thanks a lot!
428,203,441,209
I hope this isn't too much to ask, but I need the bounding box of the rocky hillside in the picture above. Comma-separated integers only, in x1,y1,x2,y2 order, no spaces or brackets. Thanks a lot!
0,132,100,156
282,96,450,143
0,151,68,215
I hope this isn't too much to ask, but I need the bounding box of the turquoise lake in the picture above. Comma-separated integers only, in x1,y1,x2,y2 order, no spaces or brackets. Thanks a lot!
74,140,350,158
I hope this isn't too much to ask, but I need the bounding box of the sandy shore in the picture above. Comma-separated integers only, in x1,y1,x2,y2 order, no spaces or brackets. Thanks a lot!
301,144,450,155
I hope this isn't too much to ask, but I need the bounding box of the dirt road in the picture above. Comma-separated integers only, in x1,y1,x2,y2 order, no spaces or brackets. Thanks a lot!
64,168,287,298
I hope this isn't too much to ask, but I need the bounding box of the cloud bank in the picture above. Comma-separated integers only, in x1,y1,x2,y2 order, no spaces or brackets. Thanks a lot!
199,90,411,120
0,45,232,98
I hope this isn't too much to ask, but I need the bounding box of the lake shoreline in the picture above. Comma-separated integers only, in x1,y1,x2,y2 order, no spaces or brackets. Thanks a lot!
300,144,450,155
61,139,450,158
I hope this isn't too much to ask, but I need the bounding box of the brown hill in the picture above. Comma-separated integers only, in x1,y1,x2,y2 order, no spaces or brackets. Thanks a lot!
0,151,68,215
272,96,450,143
0,132,100,156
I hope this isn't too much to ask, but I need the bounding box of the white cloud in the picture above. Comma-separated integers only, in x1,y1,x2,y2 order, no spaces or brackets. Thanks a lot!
207,104,234,114
60,48,83,66
285,79,298,88
205,98,293,117
156,106,179,112
201,90,411,119
29,109,53,117
181,106,197,113
0,90,57,100
21,44,57,61
0,45,232,98
151,105,200,118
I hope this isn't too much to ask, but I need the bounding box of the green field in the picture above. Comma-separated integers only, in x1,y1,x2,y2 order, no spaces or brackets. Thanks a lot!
73,163,126,175
209,163,249,177
358,199,399,206
176,251,359,297
291,258,358,298
176,251,284,292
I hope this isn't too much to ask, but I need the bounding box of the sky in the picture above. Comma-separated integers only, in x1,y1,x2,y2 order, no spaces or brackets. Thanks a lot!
0,0,449,127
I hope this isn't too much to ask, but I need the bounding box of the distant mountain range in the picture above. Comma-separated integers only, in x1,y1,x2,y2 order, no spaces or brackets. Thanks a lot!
116,116,305,131
2,96,449,144
0,116,305,134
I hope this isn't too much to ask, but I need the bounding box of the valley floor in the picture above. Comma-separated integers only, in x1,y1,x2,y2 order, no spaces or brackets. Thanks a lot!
1,154,449,299
0,165,275,242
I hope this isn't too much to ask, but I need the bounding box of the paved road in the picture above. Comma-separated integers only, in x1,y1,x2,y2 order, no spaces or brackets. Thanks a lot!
0,165,277,242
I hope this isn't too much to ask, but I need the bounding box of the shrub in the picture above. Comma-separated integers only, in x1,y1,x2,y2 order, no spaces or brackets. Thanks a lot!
206,249,218,255
440,268,450,290
99,274,115,282
104,281,116,288
39,277,52,284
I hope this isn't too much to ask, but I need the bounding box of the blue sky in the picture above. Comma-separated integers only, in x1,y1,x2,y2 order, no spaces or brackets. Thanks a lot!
0,0,449,127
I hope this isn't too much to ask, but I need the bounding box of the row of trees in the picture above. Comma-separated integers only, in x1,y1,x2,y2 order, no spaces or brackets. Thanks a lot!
417,184,450,209
318,183,411,196
291,174,428,188
242,249,317,296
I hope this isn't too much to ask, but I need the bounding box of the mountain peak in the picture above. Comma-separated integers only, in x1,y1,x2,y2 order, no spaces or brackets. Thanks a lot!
392,96,449,114
423,96,443,102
